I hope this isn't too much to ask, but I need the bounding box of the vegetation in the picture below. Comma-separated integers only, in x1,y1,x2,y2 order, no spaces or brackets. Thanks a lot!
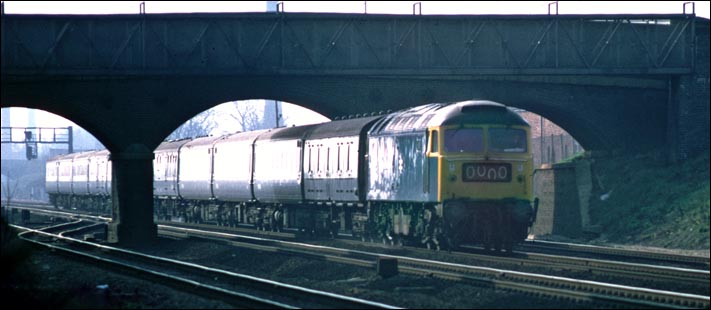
166,101,285,140
1,159,47,204
585,149,710,250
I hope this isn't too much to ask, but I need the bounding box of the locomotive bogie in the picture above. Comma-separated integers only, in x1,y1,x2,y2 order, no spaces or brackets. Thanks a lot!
357,202,443,247
441,199,533,251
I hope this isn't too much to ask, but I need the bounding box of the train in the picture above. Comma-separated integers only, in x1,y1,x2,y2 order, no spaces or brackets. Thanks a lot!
46,100,538,251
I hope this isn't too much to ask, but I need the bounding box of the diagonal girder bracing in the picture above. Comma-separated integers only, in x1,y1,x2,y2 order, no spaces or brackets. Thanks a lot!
1,13,697,76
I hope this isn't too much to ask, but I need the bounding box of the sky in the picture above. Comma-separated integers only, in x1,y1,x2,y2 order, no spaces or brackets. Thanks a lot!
2,1,709,135
1,1,709,17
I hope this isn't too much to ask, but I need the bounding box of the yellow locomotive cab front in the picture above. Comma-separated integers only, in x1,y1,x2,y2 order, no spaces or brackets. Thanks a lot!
432,125,533,202
426,107,536,251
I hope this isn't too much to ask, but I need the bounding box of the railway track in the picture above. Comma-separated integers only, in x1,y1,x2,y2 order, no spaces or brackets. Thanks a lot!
148,219,711,296
152,218,711,281
519,239,710,268
7,203,709,276
446,243,710,292
161,224,710,309
5,203,710,308
9,220,400,309
9,201,708,269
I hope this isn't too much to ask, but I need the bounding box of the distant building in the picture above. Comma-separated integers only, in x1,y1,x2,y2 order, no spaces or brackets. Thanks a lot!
1,108,28,160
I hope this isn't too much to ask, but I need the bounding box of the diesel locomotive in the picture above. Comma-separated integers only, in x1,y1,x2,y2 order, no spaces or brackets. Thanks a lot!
46,100,538,251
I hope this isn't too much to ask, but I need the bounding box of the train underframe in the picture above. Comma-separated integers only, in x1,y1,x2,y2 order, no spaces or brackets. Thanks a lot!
153,197,534,252
352,199,534,251
50,193,111,214
54,194,534,252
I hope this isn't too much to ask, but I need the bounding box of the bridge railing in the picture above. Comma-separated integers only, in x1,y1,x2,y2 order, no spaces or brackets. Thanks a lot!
1,13,699,76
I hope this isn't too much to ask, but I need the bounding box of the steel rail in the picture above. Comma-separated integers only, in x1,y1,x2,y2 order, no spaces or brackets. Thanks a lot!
521,239,710,266
10,223,401,309
163,224,710,309
9,203,710,308
9,203,709,286
12,202,707,269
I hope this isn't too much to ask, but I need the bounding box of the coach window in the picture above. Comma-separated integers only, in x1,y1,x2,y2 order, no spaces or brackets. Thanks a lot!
326,147,331,176
336,145,341,173
307,147,312,174
346,144,351,173
317,146,322,175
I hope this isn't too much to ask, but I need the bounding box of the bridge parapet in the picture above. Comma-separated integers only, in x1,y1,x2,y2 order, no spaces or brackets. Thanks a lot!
1,13,700,77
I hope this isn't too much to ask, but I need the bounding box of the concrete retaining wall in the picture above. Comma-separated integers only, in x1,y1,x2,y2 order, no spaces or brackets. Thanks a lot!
531,160,593,239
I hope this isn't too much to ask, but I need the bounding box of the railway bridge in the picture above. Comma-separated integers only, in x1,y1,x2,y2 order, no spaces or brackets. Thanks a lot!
2,11,708,245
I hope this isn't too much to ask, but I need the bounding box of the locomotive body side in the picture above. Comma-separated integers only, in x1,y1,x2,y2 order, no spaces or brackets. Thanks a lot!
366,104,441,202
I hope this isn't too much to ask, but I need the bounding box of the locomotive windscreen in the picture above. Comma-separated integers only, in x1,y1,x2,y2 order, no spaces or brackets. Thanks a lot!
444,128,484,153
489,128,527,153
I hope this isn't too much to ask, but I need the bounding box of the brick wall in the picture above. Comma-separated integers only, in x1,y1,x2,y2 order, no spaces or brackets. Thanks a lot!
532,161,593,238
671,21,710,161
518,111,584,167
532,164,582,237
